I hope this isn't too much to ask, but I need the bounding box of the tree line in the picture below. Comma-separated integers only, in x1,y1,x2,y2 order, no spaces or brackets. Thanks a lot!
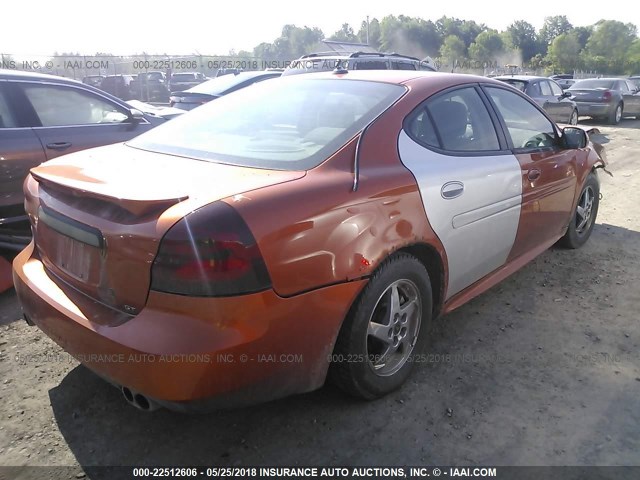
243,15,640,75
3,15,638,77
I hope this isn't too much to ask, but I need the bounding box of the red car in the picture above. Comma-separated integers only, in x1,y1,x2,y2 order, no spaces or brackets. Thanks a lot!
13,71,606,411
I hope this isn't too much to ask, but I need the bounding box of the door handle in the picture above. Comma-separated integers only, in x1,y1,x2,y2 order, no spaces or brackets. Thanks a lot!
441,181,464,199
528,169,541,181
46,142,72,151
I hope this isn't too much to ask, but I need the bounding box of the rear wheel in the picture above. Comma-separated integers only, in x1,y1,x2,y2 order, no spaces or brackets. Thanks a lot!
330,253,432,399
559,173,599,249
608,103,622,125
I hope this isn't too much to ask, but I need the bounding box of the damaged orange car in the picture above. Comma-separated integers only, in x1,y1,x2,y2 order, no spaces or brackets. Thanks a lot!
13,71,606,411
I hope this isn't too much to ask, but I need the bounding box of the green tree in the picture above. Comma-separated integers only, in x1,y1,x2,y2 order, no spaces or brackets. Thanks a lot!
468,30,504,61
329,23,358,42
253,25,324,60
583,20,637,73
547,32,581,72
357,18,381,48
573,26,593,50
440,35,466,66
378,15,441,57
539,15,573,47
506,20,540,62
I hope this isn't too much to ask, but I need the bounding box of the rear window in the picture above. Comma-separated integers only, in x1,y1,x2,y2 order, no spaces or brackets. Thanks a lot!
497,79,527,92
172,73,197,81
128,78,405,170
569,79,615,89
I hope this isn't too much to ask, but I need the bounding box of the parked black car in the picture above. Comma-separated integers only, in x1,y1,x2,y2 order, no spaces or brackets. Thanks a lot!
494,75,579,124
168,72,207,92
100,74,136,100
169,70,282,110
568,78,640,124
131,71,169,102
0,69,176,248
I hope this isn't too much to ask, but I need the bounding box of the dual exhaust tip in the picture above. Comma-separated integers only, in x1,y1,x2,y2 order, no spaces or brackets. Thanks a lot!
24,313,159,412
121,386,160,411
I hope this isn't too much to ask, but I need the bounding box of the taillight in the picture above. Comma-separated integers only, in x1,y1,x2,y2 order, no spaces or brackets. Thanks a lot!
602,90,612,101
150,201,271,297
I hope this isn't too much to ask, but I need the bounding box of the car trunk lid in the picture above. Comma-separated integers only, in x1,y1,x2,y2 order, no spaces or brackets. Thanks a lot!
29,144,304,322
568,88,610,103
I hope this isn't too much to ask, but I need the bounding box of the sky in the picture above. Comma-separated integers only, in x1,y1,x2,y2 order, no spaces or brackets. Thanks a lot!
2,0,639,58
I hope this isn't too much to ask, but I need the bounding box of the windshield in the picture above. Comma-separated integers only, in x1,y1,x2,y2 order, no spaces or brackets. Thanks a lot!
569,79,615,90
128,78,405,170
188,74,269,95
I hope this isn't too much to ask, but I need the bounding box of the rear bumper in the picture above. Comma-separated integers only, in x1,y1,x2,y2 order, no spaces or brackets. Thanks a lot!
13,242,365,410
574,103,612,116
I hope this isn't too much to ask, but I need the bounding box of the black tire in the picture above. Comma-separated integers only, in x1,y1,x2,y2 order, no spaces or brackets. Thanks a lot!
608,103,622,125
329,253,432,399
559,172,599,249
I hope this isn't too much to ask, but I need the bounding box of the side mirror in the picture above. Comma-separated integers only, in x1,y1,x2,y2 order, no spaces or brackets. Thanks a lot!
561,91,572,98
562,127,587,149
129,108,145,122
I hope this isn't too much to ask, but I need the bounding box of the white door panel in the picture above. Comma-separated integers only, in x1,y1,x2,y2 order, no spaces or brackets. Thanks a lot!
398,131,522,299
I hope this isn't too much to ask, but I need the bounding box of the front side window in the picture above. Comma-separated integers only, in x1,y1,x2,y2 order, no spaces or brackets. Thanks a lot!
22,84,129,126
406,87,500,152
128,78,405,170
485,86,557,150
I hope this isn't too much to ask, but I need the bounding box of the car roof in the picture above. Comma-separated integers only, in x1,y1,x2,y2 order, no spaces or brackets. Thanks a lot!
282,70,503,87
494,75,548,82
0,68,82,84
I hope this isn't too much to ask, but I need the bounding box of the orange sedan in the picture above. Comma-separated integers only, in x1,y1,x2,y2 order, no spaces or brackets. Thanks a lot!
13,71,606,411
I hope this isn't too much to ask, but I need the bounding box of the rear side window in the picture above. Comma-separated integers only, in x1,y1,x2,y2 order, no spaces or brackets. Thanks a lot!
485,86,557,150
0,87,18,128
22,84,129,126
549,81,563,96
540,81,553,96
405,87,500,152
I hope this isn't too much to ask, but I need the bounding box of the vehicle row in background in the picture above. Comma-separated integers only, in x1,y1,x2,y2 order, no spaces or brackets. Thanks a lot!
0,69,180,249
82,71,209,101
495,76,578,125
169,70,282,110
568,78,640,124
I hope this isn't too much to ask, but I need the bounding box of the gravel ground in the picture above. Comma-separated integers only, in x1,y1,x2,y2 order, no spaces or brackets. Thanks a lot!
1,119,639,478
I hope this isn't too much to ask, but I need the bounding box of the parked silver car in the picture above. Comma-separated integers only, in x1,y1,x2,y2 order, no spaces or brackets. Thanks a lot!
494,76,579,125
567,78,640,124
